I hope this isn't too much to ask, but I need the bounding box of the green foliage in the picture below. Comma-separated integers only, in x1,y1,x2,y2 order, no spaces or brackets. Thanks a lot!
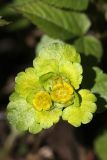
41,0,89,11
74,35,103,62
0,0,30,30
92,67,107,110
8,18,30,31
13,1,91,39
95,131,107,160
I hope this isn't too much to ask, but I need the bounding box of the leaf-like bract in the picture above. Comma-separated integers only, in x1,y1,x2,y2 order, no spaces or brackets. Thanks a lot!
14,1,91,39
74,35,103,62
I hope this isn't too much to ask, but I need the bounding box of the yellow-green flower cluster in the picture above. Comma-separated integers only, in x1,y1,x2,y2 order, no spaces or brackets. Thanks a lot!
7,43,97,133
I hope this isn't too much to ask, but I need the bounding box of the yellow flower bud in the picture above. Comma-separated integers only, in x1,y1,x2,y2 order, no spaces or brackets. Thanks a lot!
33,91,52,111
51,79,74,103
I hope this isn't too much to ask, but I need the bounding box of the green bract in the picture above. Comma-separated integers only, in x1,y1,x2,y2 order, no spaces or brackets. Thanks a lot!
7,43,97,134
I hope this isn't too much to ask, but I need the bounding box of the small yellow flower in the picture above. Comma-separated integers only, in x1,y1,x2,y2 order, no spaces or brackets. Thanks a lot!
33,91,52,111
51,78,74,103
7,43,97,134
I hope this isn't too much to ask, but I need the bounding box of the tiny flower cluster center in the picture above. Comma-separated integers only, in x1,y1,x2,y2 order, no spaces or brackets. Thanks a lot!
51,80,74,103
33,77,74,111
33,91,52,111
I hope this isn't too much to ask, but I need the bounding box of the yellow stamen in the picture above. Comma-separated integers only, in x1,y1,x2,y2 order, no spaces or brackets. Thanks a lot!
51,79,74,103
33,91,52,111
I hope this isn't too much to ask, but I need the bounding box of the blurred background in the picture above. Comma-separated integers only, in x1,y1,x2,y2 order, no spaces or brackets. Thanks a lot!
0,0,107,160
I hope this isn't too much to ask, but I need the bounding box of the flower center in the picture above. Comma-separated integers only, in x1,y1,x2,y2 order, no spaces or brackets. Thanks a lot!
51,79,74,103
33,91,52,111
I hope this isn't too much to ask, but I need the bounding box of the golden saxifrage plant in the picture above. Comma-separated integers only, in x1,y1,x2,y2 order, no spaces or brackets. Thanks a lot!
7,43,97,134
